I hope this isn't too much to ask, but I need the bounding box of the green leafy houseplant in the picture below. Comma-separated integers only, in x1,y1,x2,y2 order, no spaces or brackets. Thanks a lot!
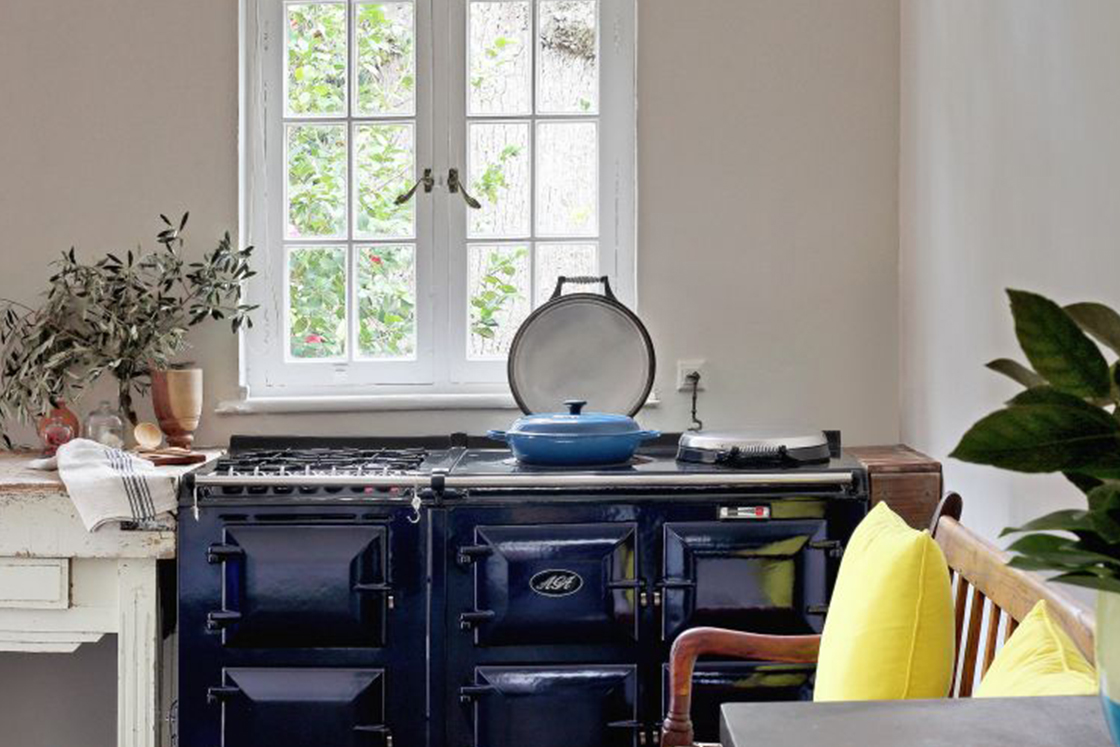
0,214,256,443
952,289,1120,594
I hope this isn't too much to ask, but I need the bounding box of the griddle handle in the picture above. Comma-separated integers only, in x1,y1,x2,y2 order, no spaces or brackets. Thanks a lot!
550,275,615,301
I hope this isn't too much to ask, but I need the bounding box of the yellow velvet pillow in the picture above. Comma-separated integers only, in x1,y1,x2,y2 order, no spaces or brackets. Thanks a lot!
975,600,1097,697
813,502,955,701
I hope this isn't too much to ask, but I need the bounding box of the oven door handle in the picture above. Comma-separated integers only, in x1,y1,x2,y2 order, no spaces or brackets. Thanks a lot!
656,577,697,590
458,684,495,702
606,579,642,590
608,720,644,731
352,582,393,593
205,610,242,632
206,544,244,564
459,609,496,630
354,724,393,746
206,685,240,704
456,544,493,566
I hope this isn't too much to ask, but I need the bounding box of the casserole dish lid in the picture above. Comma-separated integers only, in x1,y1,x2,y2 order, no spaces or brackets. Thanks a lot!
508,400,644,437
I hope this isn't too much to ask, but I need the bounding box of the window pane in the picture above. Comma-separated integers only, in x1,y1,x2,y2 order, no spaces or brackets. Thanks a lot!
537,0,598,114
287,124,348,238
354,123,415,240
468,244,530,358
469,1,532,116
468,122,531,239
536,121,597,236
534,243,597,305
355,3,416,116
357,245,416,358
286,3,348,116
289,246,348,359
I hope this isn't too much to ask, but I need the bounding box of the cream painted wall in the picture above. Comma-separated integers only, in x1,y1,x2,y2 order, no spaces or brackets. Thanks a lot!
0,2,899,744
900,0,1120,541
0,0,900,449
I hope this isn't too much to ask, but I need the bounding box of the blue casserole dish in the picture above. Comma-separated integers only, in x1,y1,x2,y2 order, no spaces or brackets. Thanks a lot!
488,400,660,466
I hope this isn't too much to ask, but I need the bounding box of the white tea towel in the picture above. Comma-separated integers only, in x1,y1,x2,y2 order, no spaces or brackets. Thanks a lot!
57,439,178,530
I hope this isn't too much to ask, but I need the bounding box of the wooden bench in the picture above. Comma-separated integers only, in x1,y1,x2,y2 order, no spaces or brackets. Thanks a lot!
661,493,1098,747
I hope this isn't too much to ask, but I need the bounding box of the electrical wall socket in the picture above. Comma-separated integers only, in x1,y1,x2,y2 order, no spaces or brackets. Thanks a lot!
676,359,707,391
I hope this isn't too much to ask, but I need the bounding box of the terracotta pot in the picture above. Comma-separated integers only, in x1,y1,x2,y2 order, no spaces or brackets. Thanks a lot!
151,368,203,449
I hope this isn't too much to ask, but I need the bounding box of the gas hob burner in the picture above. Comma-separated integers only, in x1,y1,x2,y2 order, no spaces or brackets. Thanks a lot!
212,447,429,477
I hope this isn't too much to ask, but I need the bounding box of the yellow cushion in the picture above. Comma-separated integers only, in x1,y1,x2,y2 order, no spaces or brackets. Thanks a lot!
813,502,955,701
975,600,1097,697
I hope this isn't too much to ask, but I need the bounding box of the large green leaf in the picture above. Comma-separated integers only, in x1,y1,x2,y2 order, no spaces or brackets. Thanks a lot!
1064,471,1104,495
950,401,1120,473
1065,302,1120,357
1008,386,1097,408
1048,571,1120,595
1008,289,1110,398
1005,533,1116,564
1000,509,1095,536
1087,484,1120,544
986,358,1045,389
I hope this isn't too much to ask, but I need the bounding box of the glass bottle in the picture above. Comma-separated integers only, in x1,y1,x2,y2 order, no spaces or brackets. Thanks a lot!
40,416,74,456
84,401,125,449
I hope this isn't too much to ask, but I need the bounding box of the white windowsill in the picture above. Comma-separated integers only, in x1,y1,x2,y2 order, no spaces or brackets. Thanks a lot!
216,393,520,414
215,391,661,415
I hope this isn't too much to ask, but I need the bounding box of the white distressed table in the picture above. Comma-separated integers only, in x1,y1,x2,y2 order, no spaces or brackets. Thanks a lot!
0,451,215,747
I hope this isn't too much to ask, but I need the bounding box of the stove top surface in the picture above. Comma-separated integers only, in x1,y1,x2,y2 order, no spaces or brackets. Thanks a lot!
198,433,859,482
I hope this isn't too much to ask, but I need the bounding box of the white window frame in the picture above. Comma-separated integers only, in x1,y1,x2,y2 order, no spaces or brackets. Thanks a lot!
238,0,636,405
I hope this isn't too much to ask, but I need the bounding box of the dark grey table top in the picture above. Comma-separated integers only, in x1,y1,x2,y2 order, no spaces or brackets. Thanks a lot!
720,696,1111,747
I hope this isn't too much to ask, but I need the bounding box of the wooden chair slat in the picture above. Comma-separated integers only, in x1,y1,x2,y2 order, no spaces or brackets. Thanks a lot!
958,584,986,697
1004,612,1017,639
952,572,968,657
981,601,1001,677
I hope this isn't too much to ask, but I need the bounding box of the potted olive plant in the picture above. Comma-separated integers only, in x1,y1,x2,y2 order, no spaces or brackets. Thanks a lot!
0,213,255,446
953,290,1120,744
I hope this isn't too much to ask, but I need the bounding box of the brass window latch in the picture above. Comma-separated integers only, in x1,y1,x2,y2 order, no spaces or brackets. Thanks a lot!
448,167,482,209
394,168,435,206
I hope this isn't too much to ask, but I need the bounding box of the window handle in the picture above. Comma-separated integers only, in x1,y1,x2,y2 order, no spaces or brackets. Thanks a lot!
394,168,435,206
448,168,482,209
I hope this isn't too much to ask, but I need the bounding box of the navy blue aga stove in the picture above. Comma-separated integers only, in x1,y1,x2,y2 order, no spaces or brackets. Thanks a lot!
178,433,867,747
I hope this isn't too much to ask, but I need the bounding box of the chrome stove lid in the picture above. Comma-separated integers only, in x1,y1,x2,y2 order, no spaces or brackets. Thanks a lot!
677,429,832,466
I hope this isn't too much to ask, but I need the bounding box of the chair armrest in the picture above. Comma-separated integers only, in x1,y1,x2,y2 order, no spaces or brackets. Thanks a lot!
661,627,822,747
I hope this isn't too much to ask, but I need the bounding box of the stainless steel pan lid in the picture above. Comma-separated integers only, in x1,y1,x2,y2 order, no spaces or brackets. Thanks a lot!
507,276,655,416
677,429,832,465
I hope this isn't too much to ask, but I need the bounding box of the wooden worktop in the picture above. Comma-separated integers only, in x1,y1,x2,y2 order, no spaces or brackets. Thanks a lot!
849,444,943,530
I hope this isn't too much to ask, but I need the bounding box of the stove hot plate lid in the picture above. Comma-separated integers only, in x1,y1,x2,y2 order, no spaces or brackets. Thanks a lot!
677,428,832,466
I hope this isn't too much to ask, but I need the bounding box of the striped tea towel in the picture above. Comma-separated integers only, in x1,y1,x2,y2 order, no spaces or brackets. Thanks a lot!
57,439,178,531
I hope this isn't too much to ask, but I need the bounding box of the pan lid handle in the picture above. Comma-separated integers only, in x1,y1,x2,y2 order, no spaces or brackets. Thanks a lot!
550,275,616,301
564,399,587,415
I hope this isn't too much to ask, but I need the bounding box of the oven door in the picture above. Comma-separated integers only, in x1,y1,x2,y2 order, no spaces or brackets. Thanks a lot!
461,665,639,747
660,519,829,640
209,667,389,747
459,523,639,646
207,524,391,648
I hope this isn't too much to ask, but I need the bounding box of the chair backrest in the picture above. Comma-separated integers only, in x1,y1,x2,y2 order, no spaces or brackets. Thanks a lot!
929,493,1097,697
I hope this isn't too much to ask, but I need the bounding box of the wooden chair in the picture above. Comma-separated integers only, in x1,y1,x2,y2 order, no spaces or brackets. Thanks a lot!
661,493,1098,747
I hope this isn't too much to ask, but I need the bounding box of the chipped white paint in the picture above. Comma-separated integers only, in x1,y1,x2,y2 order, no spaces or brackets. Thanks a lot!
0,451,212,747
117,560,160,747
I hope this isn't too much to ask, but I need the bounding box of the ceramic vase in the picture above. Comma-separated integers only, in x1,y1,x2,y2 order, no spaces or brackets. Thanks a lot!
1100,590,1120,746
151,368,203,449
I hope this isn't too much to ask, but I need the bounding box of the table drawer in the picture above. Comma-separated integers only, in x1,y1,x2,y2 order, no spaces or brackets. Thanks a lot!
0,557,70,609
